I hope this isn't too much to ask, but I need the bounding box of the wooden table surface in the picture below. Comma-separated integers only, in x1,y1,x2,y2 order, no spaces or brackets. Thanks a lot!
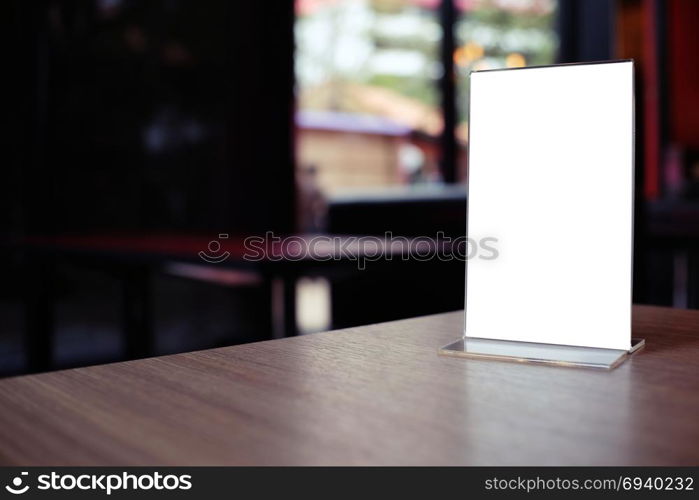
1,305,698,466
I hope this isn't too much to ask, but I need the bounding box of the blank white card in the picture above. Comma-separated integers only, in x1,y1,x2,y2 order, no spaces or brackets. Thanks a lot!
465,61,633,350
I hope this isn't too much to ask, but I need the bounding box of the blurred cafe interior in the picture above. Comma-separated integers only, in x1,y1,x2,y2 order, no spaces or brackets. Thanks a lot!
2,0,699,376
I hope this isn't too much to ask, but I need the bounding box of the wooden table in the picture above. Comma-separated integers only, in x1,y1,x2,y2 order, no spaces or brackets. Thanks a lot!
1,305,698,465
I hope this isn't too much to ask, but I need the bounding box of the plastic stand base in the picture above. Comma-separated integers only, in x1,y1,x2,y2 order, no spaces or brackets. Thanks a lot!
439,337,645,370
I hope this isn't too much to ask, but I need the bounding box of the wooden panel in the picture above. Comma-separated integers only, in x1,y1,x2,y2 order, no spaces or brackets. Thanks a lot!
667,0,699,149
0,305,698,465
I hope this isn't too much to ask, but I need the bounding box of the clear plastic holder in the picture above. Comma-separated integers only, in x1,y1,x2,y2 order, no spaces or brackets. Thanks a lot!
439,337,645,370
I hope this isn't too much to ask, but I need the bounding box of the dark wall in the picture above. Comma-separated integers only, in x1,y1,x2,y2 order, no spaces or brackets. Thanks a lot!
228,1,296,234
7,0,295,237
557,0,613,63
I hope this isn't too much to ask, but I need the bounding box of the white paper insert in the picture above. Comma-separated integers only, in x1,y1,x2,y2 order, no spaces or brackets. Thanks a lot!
465,61,633,350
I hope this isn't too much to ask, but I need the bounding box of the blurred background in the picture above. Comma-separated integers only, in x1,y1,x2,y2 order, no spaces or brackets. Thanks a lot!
2,0,698,376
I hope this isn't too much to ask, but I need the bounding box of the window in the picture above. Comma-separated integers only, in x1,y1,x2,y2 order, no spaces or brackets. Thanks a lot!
295,0,442,198
294,0,558,202
455,0,558,179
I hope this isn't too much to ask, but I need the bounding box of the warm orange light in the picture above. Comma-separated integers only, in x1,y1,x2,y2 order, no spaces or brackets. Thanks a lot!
454,41,484,67
505,53,526,68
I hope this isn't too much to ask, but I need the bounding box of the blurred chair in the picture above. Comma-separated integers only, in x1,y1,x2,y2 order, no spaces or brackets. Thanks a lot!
325,185,467,329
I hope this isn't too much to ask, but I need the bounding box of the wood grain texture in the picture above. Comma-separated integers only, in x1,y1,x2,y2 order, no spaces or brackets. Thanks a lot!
0,305,698,465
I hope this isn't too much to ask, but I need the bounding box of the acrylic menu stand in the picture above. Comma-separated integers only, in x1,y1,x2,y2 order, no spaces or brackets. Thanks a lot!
440,337,645,370
439,60,643,370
